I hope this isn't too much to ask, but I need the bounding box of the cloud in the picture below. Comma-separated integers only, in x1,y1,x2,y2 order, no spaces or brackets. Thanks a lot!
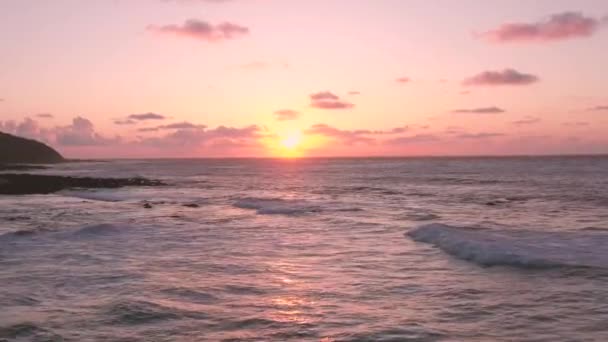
309,91,354,110
348,91,361,95
463,69,539,86
36,113,54,118
55,117,119,146
138,121,206,132
562,121,590,127
385,134,440,145
396,77,410,83
452,106,505,114
512,116,541,125
114,119,137,125
305,124,375,145
588,105,608,111
128,112,167,121
481,12,602,43
274,109,299,121
311,101,354,110
304,124,410,145
148,19,249,42
354,126,409,135
457,132,505,139
139,124,261,148
310,91,340,101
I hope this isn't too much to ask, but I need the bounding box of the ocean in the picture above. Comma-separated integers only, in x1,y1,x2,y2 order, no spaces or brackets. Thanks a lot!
1,156,608,341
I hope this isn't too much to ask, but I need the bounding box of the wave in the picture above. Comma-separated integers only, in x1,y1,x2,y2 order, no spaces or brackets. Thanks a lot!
0,228,52,240
73,223,128,236
402,212,440,221
0,322,62,340
315,185,402,196
407,223,608,269
60,189,133,202
233,197,322,215
104,299,207,325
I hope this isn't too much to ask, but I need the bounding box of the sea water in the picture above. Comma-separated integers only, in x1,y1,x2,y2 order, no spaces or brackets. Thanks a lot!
1,156,608,341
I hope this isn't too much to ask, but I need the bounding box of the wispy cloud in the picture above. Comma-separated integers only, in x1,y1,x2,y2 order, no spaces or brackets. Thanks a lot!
481,12,603,43
140,124,262,148
588,105,608,111
139,121,207,132
309,91,354,110
128,113,167,121
148,19,249,42
452,106,505,114
385,134,440,145
36,113,54,118
512,116,541,125
114,119,137,125
562,121,590,127
457,132,505,139
274,109,300,121
396,77,410,83
463,69,539,86
310,91,339,101
348,91,361,96
305,124,375,145
305,124,410,145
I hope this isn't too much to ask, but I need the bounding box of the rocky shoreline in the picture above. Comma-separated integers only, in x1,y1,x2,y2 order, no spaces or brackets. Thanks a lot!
0,173,166,195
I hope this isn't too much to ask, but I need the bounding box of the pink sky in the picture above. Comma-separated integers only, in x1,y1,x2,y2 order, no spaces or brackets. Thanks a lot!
0,0,607,158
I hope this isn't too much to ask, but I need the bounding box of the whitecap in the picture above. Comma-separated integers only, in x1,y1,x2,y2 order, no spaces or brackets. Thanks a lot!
407,223,608,269
233,197,321,215
60,190,133,202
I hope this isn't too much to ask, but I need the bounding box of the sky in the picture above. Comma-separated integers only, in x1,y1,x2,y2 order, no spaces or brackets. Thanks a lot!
0,0,607,158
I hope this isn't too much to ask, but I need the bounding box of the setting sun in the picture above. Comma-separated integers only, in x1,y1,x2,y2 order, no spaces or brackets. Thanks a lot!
280,132,302,150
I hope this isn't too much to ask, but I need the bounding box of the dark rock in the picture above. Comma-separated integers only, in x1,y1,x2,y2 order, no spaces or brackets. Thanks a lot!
0,132,64,164
0,164,48,171
183,203,200,208
143,203,153,209
0,174,166,195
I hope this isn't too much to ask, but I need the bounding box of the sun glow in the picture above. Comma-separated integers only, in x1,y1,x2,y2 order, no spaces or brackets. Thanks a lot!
280,132,302,150
272,131,306,158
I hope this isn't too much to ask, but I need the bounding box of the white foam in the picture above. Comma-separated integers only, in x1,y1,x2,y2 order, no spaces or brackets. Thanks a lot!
60,190,133,202
407,223,608,269
233,197,321,215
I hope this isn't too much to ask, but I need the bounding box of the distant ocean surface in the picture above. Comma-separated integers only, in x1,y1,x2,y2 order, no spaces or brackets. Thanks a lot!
2,156,608,341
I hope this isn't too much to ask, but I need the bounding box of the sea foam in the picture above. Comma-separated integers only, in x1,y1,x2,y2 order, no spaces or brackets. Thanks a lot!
60,190,133,202
407,223,608,269
233,197,321,215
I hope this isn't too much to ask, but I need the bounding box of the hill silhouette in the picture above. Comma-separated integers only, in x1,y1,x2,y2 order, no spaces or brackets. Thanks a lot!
0,132,64,164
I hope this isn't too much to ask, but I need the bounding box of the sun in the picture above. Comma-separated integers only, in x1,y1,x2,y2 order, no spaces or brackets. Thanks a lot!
274,131,305,157
280,132,302,150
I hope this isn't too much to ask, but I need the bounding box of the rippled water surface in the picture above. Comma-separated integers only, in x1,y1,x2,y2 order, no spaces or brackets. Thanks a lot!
2,157,608,341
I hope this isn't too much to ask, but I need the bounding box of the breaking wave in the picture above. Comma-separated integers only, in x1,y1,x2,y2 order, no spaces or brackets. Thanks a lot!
233,197,322,215
407,223,608,269
60,190,134,202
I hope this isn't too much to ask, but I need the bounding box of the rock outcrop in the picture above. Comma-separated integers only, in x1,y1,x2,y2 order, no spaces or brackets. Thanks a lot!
0,174,166,195
0,132,64,164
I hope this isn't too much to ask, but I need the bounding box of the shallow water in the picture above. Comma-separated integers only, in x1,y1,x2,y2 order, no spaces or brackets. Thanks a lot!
1,157,608,341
